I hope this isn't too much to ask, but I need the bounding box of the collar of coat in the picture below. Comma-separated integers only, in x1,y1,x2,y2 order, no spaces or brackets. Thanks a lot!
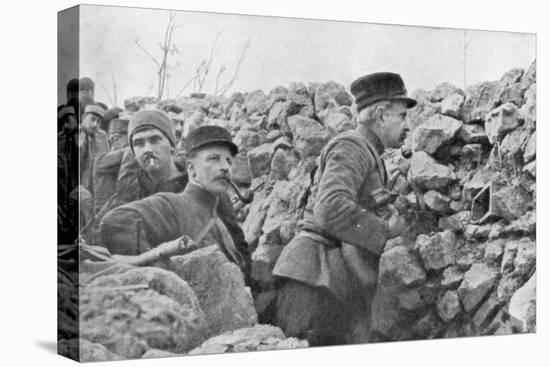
184,182,220,211
363,127,386,156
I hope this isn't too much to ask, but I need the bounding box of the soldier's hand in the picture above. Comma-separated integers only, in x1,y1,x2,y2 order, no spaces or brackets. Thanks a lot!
388,210,407,238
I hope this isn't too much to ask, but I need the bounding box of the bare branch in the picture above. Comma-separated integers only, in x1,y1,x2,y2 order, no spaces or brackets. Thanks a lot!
216,37,251,96
135,39,161,68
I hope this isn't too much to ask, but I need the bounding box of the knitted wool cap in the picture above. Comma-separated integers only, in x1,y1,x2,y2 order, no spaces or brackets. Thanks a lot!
128,110,176,150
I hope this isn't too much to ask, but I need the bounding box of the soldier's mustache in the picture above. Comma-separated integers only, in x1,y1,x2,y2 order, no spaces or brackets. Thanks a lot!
143,153,158,163
214,173,231,182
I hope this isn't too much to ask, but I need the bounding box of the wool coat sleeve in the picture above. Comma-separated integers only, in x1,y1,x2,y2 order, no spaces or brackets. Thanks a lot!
114,147,144,204
98,194,182,256
313,139,389,255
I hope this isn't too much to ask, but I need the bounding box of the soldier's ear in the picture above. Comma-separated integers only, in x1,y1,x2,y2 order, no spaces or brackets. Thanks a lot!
375,105,385,123
186,160,195,176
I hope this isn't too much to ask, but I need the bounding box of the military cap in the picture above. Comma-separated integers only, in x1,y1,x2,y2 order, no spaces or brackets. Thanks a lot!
83,104,106,118
79,77,95,91
128,110,176,150
186,125,238,156
350,72,417,112
101,107,123,131
66,78,79,95
57,105,76,120
108,118,129,134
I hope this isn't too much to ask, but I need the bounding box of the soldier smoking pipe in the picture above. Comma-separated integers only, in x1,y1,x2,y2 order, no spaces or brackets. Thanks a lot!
229,180,254,204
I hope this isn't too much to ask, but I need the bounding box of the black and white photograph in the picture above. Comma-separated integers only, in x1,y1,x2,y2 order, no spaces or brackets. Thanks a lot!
3,1,546,366
54,2,539,363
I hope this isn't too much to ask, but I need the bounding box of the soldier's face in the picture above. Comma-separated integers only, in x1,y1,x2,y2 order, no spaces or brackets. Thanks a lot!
188,145,233,195
81,113,101,134
380,102,410,149
63,114,78,133
132,128,174,177
109,132,128,150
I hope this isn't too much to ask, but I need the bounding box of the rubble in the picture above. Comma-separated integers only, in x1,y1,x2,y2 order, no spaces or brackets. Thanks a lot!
189,324,308,355
72,62,536,359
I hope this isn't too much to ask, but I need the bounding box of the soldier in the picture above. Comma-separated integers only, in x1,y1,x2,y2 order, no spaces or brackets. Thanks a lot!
79,104,109,192
97,124,249,271
272,72,417,346
92,117,130,214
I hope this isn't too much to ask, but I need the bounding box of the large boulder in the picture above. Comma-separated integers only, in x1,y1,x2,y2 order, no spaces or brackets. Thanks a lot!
234,129,261,152
437,290,462,322
287,115,330,158
457,263,498,312
484,103,519,144
167,246,258,336
415,230,457,271
247,143,274,178
80,267,210,358
492,184,532,221
413,114,463,154
231,152,252,186
519,83,536,129
523,131,536,163
508,272,536,333
462,81,501,123
189,324,308,355
378,246,427,289
423,190,451,214
440,93,465,118
267,100,301,131
408,151,457,190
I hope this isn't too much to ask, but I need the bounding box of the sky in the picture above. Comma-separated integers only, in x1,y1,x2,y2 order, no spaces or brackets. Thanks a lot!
61,4,536,107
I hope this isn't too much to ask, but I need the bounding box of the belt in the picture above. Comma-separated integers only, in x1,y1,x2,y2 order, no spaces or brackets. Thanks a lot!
299,230,341,249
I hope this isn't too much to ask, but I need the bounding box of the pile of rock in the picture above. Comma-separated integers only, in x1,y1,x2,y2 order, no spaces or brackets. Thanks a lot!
366,61,536,340
65,63,535,360
61,246,305,362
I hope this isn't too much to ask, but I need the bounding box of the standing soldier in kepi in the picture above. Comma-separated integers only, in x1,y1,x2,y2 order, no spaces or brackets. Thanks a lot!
272,72,417,346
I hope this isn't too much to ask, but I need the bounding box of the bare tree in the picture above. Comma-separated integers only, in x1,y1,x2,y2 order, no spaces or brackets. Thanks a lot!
174,33,252,98
214,37,251,96
458,30,473,90
135,11,179,100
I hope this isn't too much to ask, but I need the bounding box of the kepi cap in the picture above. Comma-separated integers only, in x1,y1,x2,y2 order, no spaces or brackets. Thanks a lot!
350,72,417,112
84,104,106,118
186,125,238,156
58,106,76,120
